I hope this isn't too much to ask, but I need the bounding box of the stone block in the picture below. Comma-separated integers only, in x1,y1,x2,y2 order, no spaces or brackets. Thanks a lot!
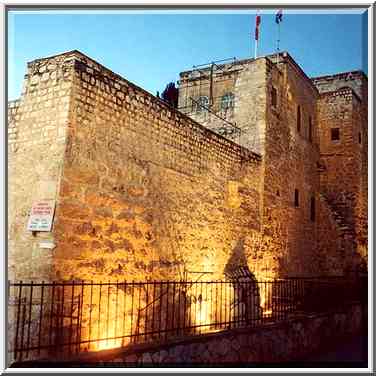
30,76,39,85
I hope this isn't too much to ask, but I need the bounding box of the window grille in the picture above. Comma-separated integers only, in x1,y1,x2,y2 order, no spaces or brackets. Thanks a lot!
221,93,234,110
195,96,209,113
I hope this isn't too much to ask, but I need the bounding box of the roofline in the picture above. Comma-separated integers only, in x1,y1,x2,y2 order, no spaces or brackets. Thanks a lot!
27,49,84,65
179,51,320,96
311,70,368,82
271,51,319,95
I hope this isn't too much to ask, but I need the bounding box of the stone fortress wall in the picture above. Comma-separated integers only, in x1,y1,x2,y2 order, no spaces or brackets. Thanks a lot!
314,72,368,266
8,51,264,285
8,50,368,284
55,51,264,283
7,50,368,364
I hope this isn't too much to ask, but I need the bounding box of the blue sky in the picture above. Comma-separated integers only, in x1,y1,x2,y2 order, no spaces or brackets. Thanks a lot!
8,9,368,100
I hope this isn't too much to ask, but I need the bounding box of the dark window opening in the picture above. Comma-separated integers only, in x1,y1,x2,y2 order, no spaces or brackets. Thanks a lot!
221,92,234,110
359,132,362,144
276,189,280,197
294,189,299,207
195,96,209,113
309,116,313,142
331,128,340,141
271,87,277,108
310,196,315,222
297,105,301,133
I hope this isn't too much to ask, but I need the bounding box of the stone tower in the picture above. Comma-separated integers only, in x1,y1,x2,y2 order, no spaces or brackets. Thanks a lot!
178,52,367,276
313,71,368,270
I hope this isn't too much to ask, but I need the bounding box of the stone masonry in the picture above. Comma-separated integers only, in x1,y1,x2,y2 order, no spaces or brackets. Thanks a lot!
9,50,264,285
15,303,365,366
179,51,368,276
7,50,368,362
8,49,368,283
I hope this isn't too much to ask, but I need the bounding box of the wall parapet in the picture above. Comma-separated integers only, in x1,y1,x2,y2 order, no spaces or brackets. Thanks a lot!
8,99,20,109
312,70,368,84
318,86,362,103
27,50,261,168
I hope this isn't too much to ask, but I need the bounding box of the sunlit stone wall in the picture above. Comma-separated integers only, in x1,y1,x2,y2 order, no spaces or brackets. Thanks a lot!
8,51,266,356
8,50,367,358
48,51,264,350
7,53,77,362
179,53,324,277
50,51,263,285
262,55,321,277
8,54,75,281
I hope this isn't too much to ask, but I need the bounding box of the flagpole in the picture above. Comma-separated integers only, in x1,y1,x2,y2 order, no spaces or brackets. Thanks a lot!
277,22,280,53
254,10,260,59
275,10,283,65
276,21,280,64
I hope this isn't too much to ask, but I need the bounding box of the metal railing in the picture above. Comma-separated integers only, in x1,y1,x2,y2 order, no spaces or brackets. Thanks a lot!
8,277,365,361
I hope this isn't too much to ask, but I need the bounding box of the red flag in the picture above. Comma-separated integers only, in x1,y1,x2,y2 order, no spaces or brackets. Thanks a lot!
255,13,261,41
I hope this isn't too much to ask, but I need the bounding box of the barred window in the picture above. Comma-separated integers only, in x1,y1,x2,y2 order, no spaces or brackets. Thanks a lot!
221,93,235,110
195,96,209,113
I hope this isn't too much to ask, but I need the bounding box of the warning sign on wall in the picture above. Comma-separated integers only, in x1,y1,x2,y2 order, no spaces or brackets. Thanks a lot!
26,200,56,232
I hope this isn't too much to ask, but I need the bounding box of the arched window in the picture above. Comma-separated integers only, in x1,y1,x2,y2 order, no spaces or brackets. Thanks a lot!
221,93,235,110
195,96,209,113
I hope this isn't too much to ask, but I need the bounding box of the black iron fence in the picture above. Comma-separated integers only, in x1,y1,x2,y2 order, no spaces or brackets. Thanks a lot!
8,277,366,361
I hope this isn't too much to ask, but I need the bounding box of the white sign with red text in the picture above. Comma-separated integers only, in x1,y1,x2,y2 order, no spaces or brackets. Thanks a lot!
27,200,56,232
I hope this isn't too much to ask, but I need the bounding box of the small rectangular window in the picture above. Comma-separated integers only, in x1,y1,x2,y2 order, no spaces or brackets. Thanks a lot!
310,196,315,221
294,189,299,207
297,105,301,133
308,116,313,142
359,132,362,144
331,128,340,141
271,87,277,108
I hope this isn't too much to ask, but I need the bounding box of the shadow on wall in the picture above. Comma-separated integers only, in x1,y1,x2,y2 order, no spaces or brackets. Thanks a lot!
90,239,265,351
224,238,262,323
